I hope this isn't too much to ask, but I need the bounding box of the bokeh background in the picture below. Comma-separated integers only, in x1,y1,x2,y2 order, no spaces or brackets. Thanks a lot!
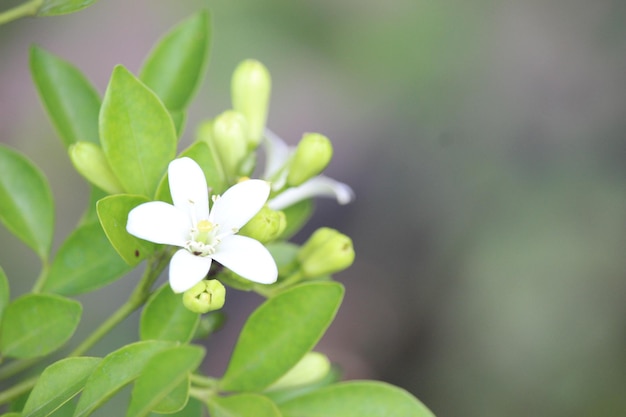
2,0,626,416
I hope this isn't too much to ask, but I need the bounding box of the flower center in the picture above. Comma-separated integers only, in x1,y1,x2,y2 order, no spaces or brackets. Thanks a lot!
186,220,219,257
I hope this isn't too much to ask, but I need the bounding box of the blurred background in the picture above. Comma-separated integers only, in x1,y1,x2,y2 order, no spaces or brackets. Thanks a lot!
1,0,626,415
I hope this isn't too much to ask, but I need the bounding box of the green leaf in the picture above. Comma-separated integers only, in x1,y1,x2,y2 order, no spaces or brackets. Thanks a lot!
220,282,344,392
266,242,299,277
30,46,100,147
100,65,177,197
37,0,99,16
140,11,211,112
279,200,313,239
278,381,436,417
74,341,175,417
0,145,54,261
22,357,101,417
42,222,132,295
0,266,8,324
140,284,200,343
150,379,188,414
148,398,202,417
127,345,205,417
96,194,157,266
0,294,81,359
47,400,75,417
208,393,281,417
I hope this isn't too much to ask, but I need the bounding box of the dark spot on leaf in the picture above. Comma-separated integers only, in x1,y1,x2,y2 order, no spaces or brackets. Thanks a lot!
134,250,140,257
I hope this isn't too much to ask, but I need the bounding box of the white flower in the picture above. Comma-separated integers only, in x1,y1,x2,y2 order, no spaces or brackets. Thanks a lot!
263,129,355,210
126,157,278,293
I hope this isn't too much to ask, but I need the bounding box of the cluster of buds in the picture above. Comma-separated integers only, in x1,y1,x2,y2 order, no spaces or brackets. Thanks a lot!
118,58,355,314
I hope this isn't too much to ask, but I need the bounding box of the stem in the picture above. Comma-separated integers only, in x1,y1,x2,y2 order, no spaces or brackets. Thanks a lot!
188,375,219,402
254,270,304,297
190,373,219,389
0,374,38,405
0,358,40,381
0,250,171,404
31,261,49,293
0,0,43,26
69,250,170,357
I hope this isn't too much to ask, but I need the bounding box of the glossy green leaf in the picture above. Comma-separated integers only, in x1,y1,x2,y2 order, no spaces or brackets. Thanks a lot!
42,222,132,295
279,200,313,239
127,345,205,417
148,398,202,417
0,145,54,261
22,357,101,417
47,400,75,417
278,381,435,417
0,294,81,359
74,340,175,417
208,393,281,417
150,378,188,414
220,282,344,392
37,0,99,16
100,65,176,197
96,194,157,266
0,266,8,323
140,11,211,112
140,284,199,343
30,46,100,147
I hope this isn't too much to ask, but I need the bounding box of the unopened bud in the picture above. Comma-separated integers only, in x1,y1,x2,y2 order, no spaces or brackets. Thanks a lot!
266,352,331,391
69,142,125,194
231,59,271,147
286,133,333,187
196,119,214,144
182,280,226,314
298,227,355,277
212,110,249,178
239,205,286,243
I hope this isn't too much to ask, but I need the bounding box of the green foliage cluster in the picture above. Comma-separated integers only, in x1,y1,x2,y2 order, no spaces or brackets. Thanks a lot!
0,4,434,417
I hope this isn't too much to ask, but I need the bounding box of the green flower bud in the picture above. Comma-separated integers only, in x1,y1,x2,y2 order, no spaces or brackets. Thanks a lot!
196,119,214,144
286,133,333,187
239,205,286,244
231,59,271,148
298,227,355,278
182,280,226,314
266,352,331,391
211,110,250,178
69,142,124,194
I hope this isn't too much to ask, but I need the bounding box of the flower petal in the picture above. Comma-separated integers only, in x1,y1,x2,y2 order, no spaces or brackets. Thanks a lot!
169,249,212,293
168,157,209,221
211,179,270,233
267,175,355,210
127,201,190,246
263,129,291,181
212,235,277,284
